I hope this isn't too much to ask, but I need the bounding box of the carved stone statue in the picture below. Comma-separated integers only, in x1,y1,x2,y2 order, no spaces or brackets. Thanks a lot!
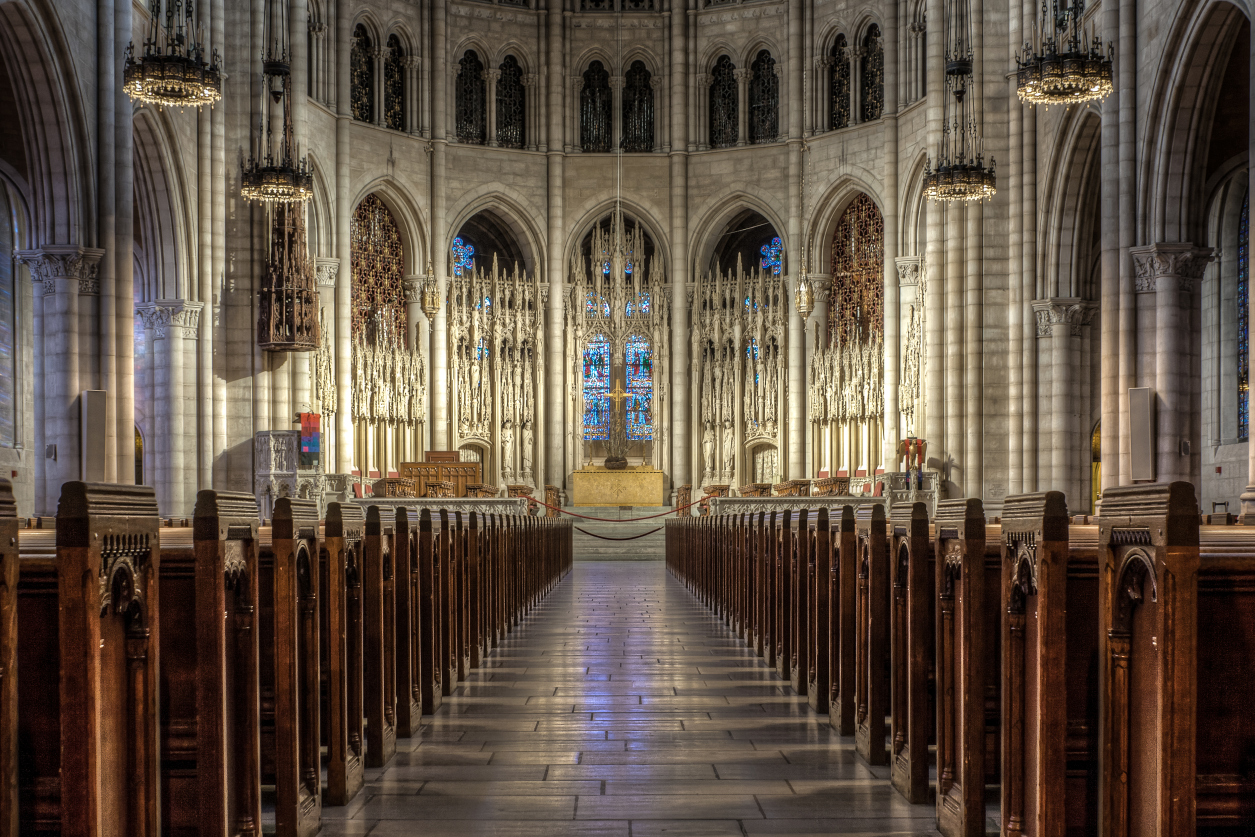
500,419,515,479
722,420,735,477
702,426,715,480
522,421,534,478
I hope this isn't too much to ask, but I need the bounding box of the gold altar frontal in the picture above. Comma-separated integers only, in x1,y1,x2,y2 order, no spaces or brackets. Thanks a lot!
572,467,665,507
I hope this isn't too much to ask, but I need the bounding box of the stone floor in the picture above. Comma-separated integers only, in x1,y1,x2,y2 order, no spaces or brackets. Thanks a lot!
322,561,941,836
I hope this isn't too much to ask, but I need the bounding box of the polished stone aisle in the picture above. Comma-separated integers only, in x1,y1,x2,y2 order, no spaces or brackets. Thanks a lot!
325,561,939,836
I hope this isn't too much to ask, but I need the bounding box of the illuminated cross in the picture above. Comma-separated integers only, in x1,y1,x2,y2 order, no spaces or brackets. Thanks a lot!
608,379,629,409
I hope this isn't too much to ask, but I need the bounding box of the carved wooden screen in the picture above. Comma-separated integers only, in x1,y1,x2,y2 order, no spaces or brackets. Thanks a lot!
497,56,525,149
385,35,405,131
861,26,884,122
351,25,374,123
830,194,884,347
709,55,738,148
351,194,407,347
830,35,851,130
1241,188,1250,441
581,61,612,153
456,51,487,145
749,50,778,144
622,60,654,152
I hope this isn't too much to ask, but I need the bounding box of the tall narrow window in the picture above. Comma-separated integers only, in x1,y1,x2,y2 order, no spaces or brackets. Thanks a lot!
830,35,851,130
709,55,738,148
861,25,884,122
497,55,525,149
625,336,653,440
622,61,654,152
456,50,487,145
384,35,405,131
351,194,406,346
582,336,611,439
581,61,612,153
1240,189,1249,441
830,193,885,347
350,25,373,123
749,50,778,144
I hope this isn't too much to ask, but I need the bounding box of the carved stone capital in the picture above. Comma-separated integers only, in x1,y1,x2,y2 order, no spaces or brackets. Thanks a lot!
1032,297,1097,338
135,299,204,340
895,256,922,286
403,55,421,70
402,276,424,305
522,72,538,87
649,76,662,90
733,69,752,83
17,246,105,295
485,68,501,84
698,73,712,87
309,21,326,35
609,75,625,90
1129,243,1214,294
315,257,340,288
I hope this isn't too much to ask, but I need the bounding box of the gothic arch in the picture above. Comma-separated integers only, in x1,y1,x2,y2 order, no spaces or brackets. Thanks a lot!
349,9,384,46
689,195,788,278
621,46,662,77
699,41,738,75
452,38,494,67
817,22,853,55
305,152,335,258
448,197,544,277
807,175,884,273
1043,109,1103,300
489,41,535,74
352,180,428,272
132,108,191,302
898,151,931,257
739,38,783,69
851,12,886,44
565,200,671,275
384,20,419,56
573,48,616,75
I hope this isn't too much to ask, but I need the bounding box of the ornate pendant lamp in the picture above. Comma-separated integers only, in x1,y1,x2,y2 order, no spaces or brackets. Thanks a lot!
124,0,222,109
1016,0,1113,106
420,261,441,319
241,0,312,204
924,0,996,202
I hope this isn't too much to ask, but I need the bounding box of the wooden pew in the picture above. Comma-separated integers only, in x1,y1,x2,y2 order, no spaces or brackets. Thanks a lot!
789,509,810,695
775,510,793,681
158,490,263,836
467,512,483,669
829,505,857,736
754,512,768,659
0,480,14,837
889,500,934,804
363,505,398,769
417,509,443,714
437,510,459,695
855,503,889,766
391,507,423,738
258,497,321,837
806,508,831,714
322,502,366,804
934,498,987,837
15,525,57,833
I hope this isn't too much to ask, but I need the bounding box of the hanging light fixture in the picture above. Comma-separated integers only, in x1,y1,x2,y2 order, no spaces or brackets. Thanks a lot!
241,0,312,204
420,260,441,318
124,0,222,109
1016,0,1113,106
257,201,321,351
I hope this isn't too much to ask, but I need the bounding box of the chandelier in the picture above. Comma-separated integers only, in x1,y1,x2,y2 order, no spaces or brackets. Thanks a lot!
241,0,311,204
257,202,320,351
924,0,995,202
123,0,222,109
1016,0,1113,106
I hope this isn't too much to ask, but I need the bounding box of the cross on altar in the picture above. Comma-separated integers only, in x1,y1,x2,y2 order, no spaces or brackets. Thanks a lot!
608,379,629,408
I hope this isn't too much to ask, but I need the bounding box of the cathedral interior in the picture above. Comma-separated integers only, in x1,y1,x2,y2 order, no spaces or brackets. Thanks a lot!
0,0,1253,832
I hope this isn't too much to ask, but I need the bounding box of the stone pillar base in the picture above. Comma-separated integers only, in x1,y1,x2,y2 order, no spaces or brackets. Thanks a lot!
1238,485,1255,524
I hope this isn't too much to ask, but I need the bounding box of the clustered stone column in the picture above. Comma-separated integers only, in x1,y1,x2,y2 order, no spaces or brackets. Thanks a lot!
1032,298,1096,503
734,68,751,146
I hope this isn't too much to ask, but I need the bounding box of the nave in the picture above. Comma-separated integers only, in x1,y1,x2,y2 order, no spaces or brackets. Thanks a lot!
324,562,941,836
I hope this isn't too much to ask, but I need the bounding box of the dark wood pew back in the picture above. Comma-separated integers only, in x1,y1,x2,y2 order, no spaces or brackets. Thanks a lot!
807,508,831,714
855,503,889,766
323,502,366,804
0,479,14,837
889,500,933,804
830,505,857,736
392,507,423,738
364,505,398,769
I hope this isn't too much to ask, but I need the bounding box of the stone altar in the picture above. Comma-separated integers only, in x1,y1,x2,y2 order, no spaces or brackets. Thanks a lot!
572,467,665,507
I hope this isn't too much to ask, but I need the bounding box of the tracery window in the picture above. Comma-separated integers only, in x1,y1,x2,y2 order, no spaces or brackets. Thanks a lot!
581,61,612,153
830,35,851,130
452,237,476,278
861,25,884,122
626,336,653,440
760,236,783,275
748,50,778,144
351,194,406,346
385,35,405,131
582,336,611,439
709,55,738,149
456,50,487,145
350,25,374,123
497,55,526,149
622,60,654,153
830,193,885,346
1240,189,1249,441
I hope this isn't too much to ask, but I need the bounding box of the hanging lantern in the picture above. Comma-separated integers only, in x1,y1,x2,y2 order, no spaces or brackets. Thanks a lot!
420,262,441,318
795,276,815,319
241,0,312,204
258,202,321,351
925,0,996,203
124,0,222,109
1016,0,1113,106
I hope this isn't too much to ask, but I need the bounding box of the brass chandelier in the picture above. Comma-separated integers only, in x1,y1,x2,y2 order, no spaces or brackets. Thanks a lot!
124,0,221,109
1016,0,1113,106
924,0,995,202
241,0,311,204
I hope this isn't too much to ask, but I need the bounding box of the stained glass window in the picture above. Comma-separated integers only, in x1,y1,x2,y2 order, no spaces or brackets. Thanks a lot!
749,50,778,144
830,35,850,130
497,55,525,149
861,25,884,122
830,193,885,347
351,194,406,346
581,61,612,153
710,55,738,149
452,237,475,277
385,35,404,131
626,337,653,440
1240,189,1249,441
456,50,487,145
350,25,374,123
622,60,654,152
760,236,783,275
582,336,611,440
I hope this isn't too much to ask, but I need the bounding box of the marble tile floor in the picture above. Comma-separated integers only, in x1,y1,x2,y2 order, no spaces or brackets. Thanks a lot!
320,561,945,837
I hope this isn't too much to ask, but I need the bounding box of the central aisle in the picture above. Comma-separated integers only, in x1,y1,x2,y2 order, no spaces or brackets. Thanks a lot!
324,562,940,836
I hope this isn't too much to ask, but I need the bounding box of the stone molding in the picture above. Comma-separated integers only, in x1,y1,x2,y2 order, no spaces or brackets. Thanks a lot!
315,257,340,287
16,246,106,295
1031,297,1097,338
895,256,922,286
1129,243,1213,294
135,299,204,340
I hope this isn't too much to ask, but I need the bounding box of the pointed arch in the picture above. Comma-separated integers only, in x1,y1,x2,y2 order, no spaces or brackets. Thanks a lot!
351,178,428,272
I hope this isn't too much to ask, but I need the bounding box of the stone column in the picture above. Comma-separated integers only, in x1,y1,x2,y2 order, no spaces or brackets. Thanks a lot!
695,74,710,151
1130,244,1211,484
670,0,690,499
137,300,202,518
430,0,449,450
315,259,339,465
735,68,750,146
486,68,500,146
524,73,539,150
373,47,385,127
406,56,421,134
921,0,943,479
882,0,899,466
1243,29,1255,521
851,47,863,124
402,275,424,460
1033,298,1096,503
334,0,353,474
545,0,566,495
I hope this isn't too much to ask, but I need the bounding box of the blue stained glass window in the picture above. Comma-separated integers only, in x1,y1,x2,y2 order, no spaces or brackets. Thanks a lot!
452,237,475,277
585,292,611,317
760,236,783,275
476,337,489,361
640,292,650,313
626,337,653,440
1240,189,1249,442
582,337,611,440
